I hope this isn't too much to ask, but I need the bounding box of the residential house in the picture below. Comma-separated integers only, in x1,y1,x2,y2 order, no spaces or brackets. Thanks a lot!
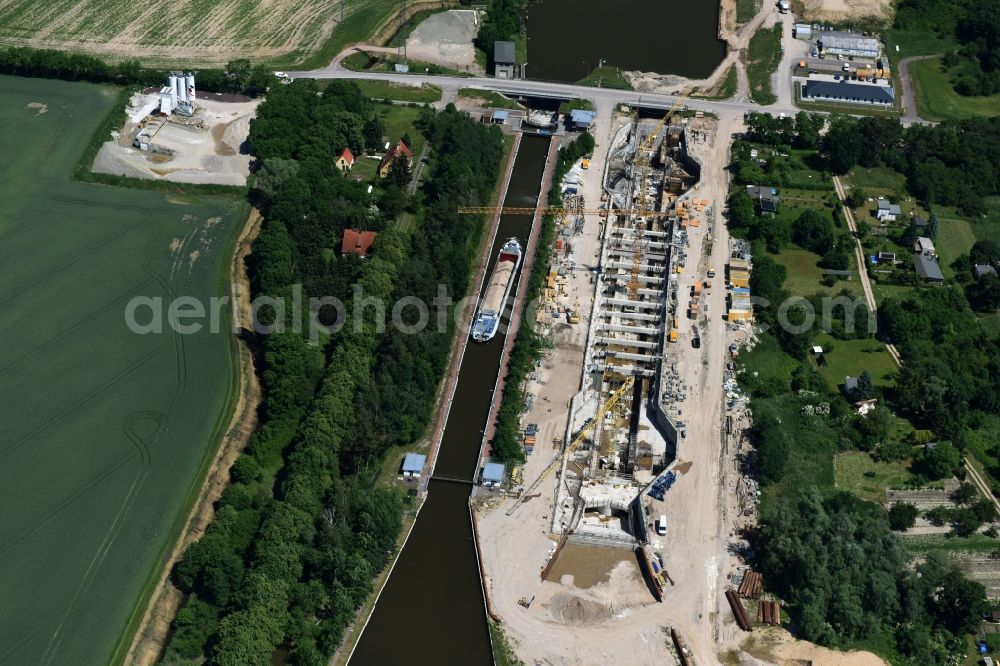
844,375,860,398
335,147,354,171
746,185,779,214
877,251,896,264
914,236,935,255
876,199,902,222
974,264,997,280
914,254,944,283
912,215,926,233
378,139,414,178
341,229,377,257
493,41,517,79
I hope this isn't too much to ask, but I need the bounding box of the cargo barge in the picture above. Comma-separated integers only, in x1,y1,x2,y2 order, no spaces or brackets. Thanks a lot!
472,238,522,342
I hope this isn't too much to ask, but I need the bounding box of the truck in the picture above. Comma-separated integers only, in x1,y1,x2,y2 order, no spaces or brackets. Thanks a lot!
656,515,667,535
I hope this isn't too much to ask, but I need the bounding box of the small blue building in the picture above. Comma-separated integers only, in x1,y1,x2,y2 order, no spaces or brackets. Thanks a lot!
401,452,426,478
569,108,596,130
481,462,506,487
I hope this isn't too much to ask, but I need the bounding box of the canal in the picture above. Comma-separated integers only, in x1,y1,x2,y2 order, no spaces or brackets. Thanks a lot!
348,136,552,665
524,0,726,83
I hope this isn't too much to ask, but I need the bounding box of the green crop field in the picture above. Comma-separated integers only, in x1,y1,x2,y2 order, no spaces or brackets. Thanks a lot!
0,75,246,664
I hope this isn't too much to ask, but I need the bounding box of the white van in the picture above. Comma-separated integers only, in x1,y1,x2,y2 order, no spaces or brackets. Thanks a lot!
656,515,667,536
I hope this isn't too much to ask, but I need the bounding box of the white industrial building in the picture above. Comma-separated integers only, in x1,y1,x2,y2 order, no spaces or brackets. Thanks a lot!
158,72,196,116
817,32,880,59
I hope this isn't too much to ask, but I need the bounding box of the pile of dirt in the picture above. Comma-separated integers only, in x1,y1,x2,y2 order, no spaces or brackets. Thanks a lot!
799,0,891,21
548,594,610,624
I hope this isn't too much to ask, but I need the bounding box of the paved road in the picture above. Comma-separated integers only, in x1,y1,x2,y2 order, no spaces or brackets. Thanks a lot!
290,59,799,118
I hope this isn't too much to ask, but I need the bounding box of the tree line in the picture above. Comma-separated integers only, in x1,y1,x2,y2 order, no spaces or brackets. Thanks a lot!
0,47,276,96
743,112,1000,215
162,84,506,664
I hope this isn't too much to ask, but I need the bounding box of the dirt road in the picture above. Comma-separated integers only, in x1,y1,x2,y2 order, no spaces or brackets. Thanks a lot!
831,176,903,365
898,56,936,125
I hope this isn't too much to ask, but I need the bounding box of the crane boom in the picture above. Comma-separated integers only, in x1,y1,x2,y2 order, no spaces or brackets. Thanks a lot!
455,206,676,218
505,377,635,516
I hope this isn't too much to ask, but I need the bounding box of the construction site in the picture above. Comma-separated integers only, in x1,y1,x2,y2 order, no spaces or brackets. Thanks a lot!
93,72,257,186
474,98,762,664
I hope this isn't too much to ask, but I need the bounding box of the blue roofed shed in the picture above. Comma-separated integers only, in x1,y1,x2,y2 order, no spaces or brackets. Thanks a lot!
481,462,506,486
569,109,596,130
402,452,426,477
492,109,509,123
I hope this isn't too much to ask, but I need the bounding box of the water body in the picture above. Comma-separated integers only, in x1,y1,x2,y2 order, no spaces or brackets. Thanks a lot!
524,0,726,82
349,136,551,665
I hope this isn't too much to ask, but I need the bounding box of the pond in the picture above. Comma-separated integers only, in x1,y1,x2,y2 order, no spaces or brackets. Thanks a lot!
523,0,727,82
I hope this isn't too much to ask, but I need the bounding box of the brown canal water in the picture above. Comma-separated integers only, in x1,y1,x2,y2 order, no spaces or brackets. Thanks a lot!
524,0,726,82
348,136,551,665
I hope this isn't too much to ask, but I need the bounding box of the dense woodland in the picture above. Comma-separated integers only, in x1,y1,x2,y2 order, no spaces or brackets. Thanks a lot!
731,112,996,663
163,82,505,665
740,112,1000,213
895,0,1000,96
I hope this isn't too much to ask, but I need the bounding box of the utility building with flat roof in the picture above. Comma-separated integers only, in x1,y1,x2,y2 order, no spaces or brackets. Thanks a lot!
803,80,894,106
493,40,520,79
401,452,426,478
817,31,880,58
481,462,506,486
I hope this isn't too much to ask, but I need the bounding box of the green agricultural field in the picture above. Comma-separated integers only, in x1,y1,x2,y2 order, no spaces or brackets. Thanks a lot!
0,0,386,67
0,75,246,664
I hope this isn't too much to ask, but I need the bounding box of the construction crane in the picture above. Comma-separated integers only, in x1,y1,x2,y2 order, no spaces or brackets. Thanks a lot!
627,92,690,300
506,376,635,516
455,205,677,219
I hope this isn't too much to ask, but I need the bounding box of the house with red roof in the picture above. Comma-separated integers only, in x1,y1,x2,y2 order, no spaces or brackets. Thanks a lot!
378,139,414,178
341,229,377,257
336,147,355,171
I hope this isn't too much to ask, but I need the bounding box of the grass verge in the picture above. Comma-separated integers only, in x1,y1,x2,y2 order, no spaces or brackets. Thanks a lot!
747,25,782,105
458,88,522,109
736,0,761,24
348,79,442,102
693,65,737,100
576,65,633,90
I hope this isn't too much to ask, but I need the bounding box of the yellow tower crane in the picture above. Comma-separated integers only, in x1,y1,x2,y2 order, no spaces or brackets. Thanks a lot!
506,376,635,516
